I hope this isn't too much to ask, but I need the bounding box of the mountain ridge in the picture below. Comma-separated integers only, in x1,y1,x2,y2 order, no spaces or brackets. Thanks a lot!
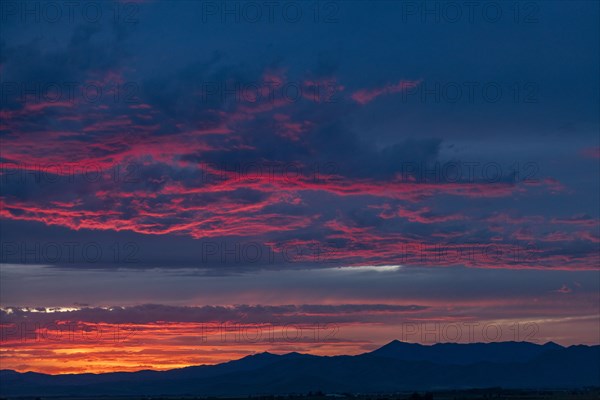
1,341,598,396
0,339,581,376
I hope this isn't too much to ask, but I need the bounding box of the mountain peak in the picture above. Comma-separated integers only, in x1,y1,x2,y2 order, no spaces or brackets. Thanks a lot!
254,351,275,357
543,341,563,348
383,339,418,347
376,339,423,350
236,351,277,362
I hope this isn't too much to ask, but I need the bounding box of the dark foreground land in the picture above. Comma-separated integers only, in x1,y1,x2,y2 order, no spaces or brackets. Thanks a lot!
2,388,600,400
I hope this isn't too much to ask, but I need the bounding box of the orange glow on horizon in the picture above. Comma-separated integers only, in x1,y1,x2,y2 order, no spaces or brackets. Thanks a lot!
1,316,599,374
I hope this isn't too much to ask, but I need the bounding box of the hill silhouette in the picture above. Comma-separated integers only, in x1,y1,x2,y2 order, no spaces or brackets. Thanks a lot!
1,341,598,396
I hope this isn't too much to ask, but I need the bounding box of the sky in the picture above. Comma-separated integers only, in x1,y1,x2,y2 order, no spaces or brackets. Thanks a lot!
0,0,599,374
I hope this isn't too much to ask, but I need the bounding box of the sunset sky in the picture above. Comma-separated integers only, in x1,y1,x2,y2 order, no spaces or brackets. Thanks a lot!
0,0,599,374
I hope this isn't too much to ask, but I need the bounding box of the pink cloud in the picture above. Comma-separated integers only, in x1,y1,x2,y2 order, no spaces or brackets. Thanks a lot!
352,79,422,105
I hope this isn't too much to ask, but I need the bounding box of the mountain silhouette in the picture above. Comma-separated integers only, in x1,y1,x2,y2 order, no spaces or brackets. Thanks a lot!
1,341,598,396
370,340,563,364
